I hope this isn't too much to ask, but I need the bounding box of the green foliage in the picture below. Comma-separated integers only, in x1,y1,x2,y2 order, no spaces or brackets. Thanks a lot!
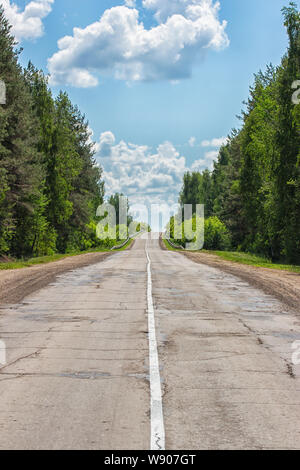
0,8,108,259
0,7,44,257
175,3,300,264
204,217,231,251
179,170,214,217
108,193,133,226
169,215,230,251
136,222,151,233
207,251,300,274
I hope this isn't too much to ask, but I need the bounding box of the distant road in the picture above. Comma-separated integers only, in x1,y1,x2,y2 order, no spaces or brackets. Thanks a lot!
0,236,299,449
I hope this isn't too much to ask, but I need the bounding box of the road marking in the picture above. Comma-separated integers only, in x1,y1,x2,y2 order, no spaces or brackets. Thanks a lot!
146,240,165,451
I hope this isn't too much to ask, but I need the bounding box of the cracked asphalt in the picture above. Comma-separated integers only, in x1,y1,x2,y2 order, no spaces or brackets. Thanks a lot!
0,235,300,449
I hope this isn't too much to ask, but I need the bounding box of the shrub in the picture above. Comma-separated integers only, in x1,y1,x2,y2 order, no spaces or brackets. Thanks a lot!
204,217,231,250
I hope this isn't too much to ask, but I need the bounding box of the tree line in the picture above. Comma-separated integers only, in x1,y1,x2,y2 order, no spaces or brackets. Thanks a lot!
177,3,300,263
0,7,133,259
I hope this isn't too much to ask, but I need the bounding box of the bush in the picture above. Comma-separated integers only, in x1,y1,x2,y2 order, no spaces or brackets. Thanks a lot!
168,215,231,251
204,217,231,250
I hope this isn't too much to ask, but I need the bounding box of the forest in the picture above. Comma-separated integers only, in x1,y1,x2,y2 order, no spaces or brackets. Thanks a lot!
0,6,131,260
173,3,300,264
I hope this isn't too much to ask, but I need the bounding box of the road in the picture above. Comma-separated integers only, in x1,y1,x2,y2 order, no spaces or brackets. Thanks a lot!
0,235,300,450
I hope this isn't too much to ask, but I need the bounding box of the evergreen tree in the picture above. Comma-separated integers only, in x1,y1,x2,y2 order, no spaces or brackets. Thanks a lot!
0,7,44,257
175,3,300,263
274,2,300,262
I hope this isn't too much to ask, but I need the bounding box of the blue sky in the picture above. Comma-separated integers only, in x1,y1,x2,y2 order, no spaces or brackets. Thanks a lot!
2,0,297,210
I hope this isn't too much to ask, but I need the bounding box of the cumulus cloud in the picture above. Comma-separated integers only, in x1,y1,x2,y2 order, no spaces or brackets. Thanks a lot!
94,131,187,206
143,0,203,23
204,149,219,160
201,136,228,147
93,130,224,211
191,149,219,171
97,131,116,156
48,0,229,87
191,158,207,170
2,0,54,42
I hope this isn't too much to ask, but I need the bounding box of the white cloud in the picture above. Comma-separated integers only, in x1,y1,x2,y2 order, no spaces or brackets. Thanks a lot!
201,136,227,147
188,136,196,147
93,130,223,211
2,0,54,42
191,149,218,171
124,0,136,7
205,149,219,160
94,131,187,206
143,0,201,23
97,131,116,156
191,159,206,170
48,0,229,87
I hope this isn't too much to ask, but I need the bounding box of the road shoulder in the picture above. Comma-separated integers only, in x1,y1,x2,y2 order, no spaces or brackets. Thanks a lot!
160,237,300,312
0,251,113,305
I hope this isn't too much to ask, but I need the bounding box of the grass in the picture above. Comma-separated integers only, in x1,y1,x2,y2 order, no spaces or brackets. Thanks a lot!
207,250,300,273
0,239,134,270
163,238,300,273
112,238,134,251
162,238,182,252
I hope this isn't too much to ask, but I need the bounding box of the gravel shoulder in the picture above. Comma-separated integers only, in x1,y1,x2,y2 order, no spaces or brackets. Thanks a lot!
160,239,300,313
184,252,300,313
0,251,113,305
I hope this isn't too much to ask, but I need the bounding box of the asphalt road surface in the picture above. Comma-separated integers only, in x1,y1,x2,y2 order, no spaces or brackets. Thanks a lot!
0,235,300,450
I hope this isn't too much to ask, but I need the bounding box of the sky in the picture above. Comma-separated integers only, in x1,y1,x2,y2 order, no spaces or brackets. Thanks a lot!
1,0,297,220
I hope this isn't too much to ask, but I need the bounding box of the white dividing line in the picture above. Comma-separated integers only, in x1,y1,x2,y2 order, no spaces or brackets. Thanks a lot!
146,241,165,451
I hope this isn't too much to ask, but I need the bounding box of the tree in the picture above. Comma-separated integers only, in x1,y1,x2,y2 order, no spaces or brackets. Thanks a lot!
0,7,44,257
108,193,132,226
273,2,300,262
173,3,300,263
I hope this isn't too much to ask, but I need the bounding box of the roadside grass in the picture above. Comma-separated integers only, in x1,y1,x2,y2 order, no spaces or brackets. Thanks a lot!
113,238,134,251
163,238,300,273
210,251,300,273
162,238,182,252
0,239,134,270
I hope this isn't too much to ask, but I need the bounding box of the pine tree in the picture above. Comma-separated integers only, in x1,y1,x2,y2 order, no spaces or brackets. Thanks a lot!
0,7,44,257
274,2,300,262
